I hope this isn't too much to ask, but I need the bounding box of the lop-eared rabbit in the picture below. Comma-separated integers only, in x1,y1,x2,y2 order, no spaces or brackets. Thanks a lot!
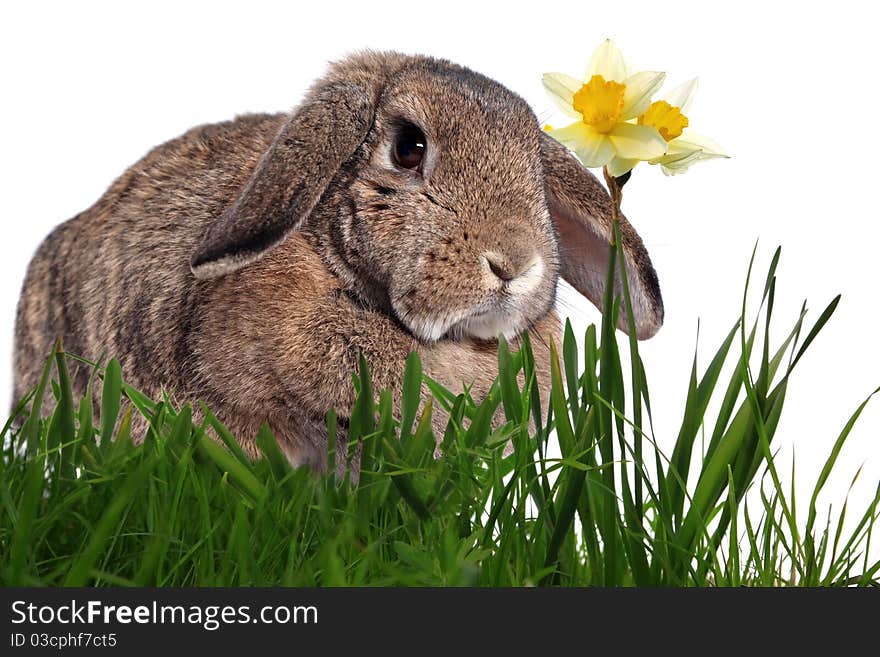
13,51,663,470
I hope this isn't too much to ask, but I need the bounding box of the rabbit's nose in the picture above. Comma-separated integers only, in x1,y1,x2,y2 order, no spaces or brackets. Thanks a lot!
483,251,539,284
485,252,517,282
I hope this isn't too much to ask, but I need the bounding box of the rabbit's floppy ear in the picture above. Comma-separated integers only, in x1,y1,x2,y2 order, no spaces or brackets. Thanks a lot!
191,82,376,279
540,132,664,339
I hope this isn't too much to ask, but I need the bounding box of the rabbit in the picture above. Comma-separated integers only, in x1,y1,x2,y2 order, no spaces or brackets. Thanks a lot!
12,50,663,470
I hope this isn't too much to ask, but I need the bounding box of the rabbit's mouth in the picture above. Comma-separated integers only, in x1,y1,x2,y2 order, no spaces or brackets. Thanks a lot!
443,258,553,341
446,308,530,342
394,300,533,344
437,295,546,343
392,255,554,343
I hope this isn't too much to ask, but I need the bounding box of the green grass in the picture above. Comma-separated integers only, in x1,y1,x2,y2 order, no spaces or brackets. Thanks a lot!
1,245,878,586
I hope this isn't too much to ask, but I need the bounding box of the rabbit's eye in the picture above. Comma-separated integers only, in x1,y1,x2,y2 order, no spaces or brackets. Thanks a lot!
392,124,426,170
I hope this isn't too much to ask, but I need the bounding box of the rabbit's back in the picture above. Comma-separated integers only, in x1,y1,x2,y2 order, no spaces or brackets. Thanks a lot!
13,112,287,406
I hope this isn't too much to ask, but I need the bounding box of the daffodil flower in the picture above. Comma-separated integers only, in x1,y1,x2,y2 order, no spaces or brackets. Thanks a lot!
543,40,668,169
607,78,729,176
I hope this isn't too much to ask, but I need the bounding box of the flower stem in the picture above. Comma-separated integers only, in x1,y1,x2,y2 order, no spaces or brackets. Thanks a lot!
602,166,646,523
603,167,625,236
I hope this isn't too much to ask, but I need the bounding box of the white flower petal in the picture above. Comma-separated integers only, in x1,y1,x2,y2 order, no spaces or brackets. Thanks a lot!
659,150,727,175
664,78,699,114
605,157,640,177
576,134,615,168
549,122,614,168
575,130,614,169
620,71,666,119
585,39,627,82
655,130,729,174
671,129,728,158
656,149,704,173
661,152,715,175
608,122,668,161
546,121,587,143
542,72,583,118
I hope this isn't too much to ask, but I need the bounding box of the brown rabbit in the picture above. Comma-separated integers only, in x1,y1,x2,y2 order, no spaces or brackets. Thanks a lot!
12,51,663,469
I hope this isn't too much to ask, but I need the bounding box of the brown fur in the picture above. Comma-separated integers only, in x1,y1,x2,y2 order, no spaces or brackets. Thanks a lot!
13,51,662,469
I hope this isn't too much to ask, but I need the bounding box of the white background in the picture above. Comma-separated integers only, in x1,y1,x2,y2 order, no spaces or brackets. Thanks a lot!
2,1,878,562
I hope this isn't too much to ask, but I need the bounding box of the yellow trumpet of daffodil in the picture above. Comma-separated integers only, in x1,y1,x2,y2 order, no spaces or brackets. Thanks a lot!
606,78,729,176
543,40,668,169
